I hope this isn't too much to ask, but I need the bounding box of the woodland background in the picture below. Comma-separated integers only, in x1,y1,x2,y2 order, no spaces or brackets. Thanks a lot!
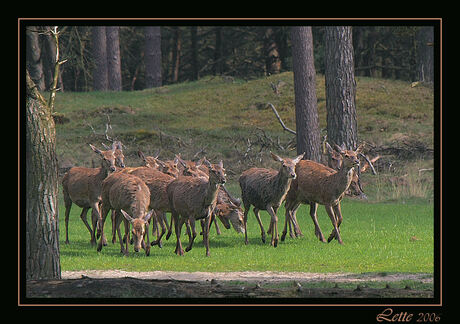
26,25,434,93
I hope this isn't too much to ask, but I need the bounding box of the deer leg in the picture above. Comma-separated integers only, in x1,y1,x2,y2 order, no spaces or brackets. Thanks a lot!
325,205,343,244
290,203,303,237
166,213,174,240
91,202,107,246
281,204,290,242
185,218,197,252
173,212,185,256
97,203,110,252
243,203,250,245
151,210,166,248
123,217,130,255
213,213,222,235
309,203,325,242
114,210,127,255
253,208,266,244
203,214,212,257
331,203,343,241
111,210,117,244
266,205,278,247
78,207,92,244
144,219,150,256
63,199,72,244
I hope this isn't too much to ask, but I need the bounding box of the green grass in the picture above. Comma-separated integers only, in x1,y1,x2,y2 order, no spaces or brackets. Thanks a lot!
53,72,434,276
59,199,433,274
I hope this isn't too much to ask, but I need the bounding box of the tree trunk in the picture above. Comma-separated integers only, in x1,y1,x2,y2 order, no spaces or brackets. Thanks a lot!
106,26,122,91
91,26,108,91
144,26,162,88
264,27,281,75
26,70,61,280
214,27,223,75
325,26,358,150
190,26,199,81
416,26,434,84
290,26,321,162
171,27,181,82
26,27,45,91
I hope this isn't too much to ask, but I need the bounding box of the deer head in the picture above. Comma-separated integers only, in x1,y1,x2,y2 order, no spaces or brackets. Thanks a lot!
270,152,304,179
120,209,154,253
89,144,116,173
203,159,226,185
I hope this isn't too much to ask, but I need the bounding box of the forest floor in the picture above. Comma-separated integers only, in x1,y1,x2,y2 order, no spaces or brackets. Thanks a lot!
26,271,433,300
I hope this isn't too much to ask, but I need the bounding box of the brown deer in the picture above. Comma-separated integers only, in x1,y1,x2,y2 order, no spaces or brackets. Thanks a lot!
283,142,377,239
138,150,180,178
282,144,364,245
239,152,304,247
62,143,119,245
167,159,226,256
178,156,244,236
120,166,176,248
98,172,154,255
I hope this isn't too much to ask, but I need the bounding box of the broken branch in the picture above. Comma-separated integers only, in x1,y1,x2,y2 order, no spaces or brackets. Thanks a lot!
267,102,296,135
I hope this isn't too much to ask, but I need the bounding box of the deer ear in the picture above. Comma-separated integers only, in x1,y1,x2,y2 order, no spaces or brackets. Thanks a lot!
144,210,154,223
270,152,283,162
325,142,334,154
219,160,224,168
202,158,212,168
292,153,305,164
89,144,103,155
333,144,345,154
120,209,134,224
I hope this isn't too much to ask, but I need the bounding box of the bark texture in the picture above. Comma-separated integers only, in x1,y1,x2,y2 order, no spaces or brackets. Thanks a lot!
26,71,61,280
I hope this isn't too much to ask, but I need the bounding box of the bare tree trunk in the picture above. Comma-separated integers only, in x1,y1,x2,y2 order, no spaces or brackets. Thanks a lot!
26,70,61,280
325,26,358,150
416,26,434,84
264,27,281,75
171,27,181,82
144,26,162,88
26,27,45,91
91,26,108,91
106,26,122,91
190,26,199,81
290,26,321,162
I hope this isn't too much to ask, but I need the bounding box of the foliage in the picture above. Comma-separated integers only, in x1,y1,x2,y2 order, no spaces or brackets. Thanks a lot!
54,25,426,91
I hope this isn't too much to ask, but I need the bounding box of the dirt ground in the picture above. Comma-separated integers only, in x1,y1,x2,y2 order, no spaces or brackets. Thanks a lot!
26,271,433,300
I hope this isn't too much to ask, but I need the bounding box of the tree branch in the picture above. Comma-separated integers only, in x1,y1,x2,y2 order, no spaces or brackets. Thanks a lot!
267,102,296,135
47,26,66,112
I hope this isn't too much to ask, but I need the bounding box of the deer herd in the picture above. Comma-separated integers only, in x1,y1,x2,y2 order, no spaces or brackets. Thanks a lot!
62,140,376,257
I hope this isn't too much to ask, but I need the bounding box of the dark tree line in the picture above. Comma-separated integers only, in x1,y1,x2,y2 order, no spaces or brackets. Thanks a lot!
26,25,434,92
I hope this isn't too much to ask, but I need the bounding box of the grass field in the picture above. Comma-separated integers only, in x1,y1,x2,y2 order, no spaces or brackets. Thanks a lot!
54,72,435,277
59,199,434,274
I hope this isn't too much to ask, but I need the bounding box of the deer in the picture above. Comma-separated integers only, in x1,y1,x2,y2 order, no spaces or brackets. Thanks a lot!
166,159,226,256
98,172,154,256
62,143,120,246
282,144,364,245
120,166,176,248
283,142,377,240
239,152,304,247
137,150,180,178
176,155,244,235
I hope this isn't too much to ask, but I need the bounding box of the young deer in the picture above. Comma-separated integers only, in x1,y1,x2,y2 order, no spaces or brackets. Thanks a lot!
62,143,119,245
283,143,375,239
239,152,304,247
98,172,154,256
282,144,364,244
121,166,176,248
179,156,244,236
167,159,226,256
